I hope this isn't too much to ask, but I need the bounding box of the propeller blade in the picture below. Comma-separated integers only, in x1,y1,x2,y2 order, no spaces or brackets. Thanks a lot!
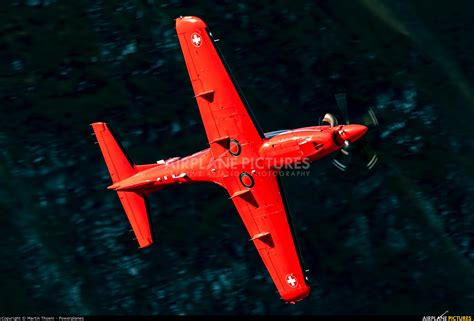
332,147,352,171
366,154,378,170
357,141,379,171
332,138,379,172
328,93,379,172
332,158,348,171
340,140,351,155
322,113,338,127
334,93,350,124
361,108,379,128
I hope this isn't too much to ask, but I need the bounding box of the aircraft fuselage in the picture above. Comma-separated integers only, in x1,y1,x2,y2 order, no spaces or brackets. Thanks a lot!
109,124,367,192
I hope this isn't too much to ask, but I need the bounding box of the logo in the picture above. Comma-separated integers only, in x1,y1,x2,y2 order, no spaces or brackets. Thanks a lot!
286,274,298,288
422,311,472,321
191,33,202,47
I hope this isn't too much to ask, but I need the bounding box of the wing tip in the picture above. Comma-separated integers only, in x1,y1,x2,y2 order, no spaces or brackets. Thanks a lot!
281,286,311,304
175,16,207,30
90,122,107,132
138,238,153,249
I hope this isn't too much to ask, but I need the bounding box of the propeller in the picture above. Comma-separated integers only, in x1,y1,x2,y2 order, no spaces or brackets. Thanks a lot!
322,113,338,127
334,93,349,124
330,93,379,172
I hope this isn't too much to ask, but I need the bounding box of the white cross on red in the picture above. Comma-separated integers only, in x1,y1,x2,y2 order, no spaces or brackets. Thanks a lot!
191,33,201,47
286,274,297,288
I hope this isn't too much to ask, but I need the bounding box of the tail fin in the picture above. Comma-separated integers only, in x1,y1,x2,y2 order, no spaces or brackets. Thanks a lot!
91,122,153,248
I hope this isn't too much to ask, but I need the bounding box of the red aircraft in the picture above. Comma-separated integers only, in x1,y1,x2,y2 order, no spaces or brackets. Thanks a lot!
91,16,373,303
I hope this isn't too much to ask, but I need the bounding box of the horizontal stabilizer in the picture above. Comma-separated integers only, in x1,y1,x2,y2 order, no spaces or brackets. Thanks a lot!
91,122,134,182
117,191,153,248
91,122,154,248
107,179,155,191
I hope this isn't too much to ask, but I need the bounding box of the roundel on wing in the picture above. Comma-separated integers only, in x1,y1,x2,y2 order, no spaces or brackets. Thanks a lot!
239,172,255,188
229,139,241,156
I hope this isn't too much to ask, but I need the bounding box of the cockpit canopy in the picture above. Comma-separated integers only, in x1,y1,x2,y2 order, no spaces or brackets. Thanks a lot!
264,129,290,139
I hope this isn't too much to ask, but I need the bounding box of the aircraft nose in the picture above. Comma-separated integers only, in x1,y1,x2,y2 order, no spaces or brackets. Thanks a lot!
339,124,368,143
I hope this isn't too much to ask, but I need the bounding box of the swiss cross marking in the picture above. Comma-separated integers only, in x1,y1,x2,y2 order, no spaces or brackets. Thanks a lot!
286,274,298,288
191,33,202,47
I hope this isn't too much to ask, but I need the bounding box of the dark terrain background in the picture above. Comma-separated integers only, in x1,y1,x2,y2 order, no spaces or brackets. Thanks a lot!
1,0,473,315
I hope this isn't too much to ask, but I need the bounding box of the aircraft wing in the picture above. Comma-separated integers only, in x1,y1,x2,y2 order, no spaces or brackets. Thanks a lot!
223,172,310,303
176,16,309,303
176,16,264,155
